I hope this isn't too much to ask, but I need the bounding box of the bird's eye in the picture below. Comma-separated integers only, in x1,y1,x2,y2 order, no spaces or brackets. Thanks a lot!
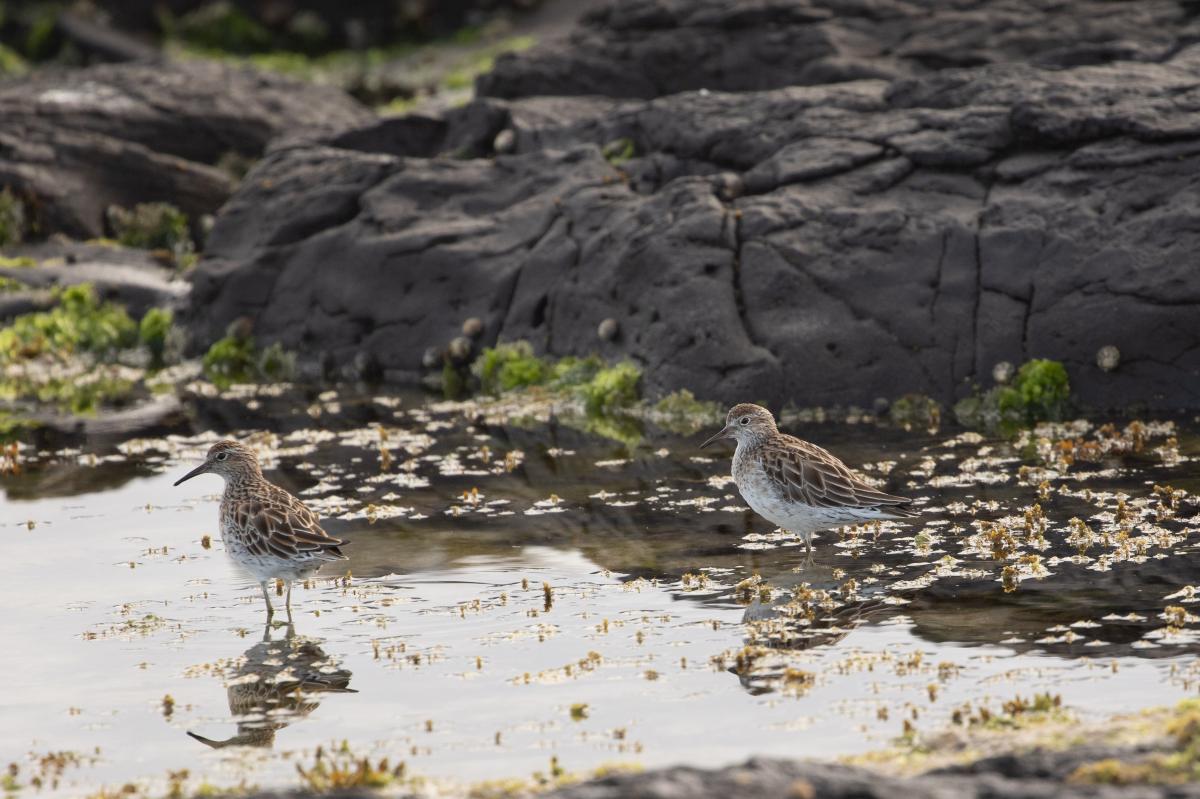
216,452,228,461
739,417,750,425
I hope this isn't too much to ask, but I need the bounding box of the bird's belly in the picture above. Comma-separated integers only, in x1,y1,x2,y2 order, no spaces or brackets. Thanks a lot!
737,473,874,533
219,522,319,582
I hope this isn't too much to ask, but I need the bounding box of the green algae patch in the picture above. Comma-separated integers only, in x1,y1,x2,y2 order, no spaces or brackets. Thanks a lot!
295,745,407,792
602,138,636,165
201,335,255,387
0,187,28,246
889,393,941,431
138,308,173,367
0,285,186,416
1069,699,1200,786
955,359,1072,434
0,275,28,293
107,203,195,266
202,334,294,389
475,340,549,393
441,34,536,92
0,284,136,363
651,389,723,433
0,43,28,76
654,389,721,419
0,368,136,415
168,21,535,110
172,1,273,54
580,361,640,415
471,341,641,414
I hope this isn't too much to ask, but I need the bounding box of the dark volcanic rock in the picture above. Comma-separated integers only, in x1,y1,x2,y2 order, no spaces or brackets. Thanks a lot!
0,61,372,238
233,754,1200,799
186,39,1200,409
478,0,1199,100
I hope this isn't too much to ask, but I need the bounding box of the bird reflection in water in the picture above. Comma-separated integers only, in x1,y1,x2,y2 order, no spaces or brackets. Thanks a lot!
187,624,355,748
730,559,888,696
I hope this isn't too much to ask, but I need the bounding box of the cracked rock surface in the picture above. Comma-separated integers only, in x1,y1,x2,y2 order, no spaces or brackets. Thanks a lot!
186,0,1200,409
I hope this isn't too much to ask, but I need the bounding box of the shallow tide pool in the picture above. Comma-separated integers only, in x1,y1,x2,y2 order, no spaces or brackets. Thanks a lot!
3,390,1200,796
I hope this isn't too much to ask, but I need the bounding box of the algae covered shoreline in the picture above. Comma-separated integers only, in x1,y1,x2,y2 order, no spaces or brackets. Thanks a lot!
3,1,1200,797
2,379,1199,798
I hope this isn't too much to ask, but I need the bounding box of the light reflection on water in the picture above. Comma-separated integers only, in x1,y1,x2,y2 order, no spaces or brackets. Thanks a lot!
2,407,1199,796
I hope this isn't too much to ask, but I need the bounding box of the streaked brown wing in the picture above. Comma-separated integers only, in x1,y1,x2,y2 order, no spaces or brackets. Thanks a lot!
761,435,913,512
247,487,345,558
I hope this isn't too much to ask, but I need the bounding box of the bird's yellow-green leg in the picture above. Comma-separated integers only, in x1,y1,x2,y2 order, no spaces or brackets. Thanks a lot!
260,581,275,619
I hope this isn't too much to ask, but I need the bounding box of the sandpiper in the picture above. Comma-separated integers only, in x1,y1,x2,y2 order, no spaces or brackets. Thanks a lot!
174,440,347,619
702,403,916,551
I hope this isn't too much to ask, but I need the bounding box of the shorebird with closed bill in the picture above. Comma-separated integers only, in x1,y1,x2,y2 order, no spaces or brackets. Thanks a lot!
174,440,347,620
702,403,916,552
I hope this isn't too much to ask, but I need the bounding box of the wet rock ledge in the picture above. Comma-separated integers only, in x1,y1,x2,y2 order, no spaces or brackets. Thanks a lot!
240,749,1200,799
181,0,1200,411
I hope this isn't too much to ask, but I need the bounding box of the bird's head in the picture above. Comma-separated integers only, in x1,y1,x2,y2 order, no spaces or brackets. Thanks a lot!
700,403,778,449
174,440,261,486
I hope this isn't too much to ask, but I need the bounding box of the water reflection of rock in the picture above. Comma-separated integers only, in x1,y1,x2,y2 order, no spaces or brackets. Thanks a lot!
1,458,154,500
187,625,355,749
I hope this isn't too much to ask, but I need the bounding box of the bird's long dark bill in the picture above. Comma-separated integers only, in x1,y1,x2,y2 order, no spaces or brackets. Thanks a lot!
173,463,209,486
700,426,732,448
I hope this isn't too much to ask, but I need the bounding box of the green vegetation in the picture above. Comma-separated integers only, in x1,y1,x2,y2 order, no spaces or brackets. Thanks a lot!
1070,699,1200,785
0,42,27,75
0,285,189,416
474,340,547,393
654,389,721,419
471,341,642,415
602,137,636,165
138,307,173,366
954,359,1072,434
580,362,640,415
0,284,136,363
202,334,294,389
295,745,406,792
0,368,135,415
107,203,195,265
651,389,723,434
0,187,27,246
23,5,58,61
0,255,36,268
959,692,1064,731
201,335,253,387
172,1,272,53
167,25,536,109
441,35,535,91
889,393,942,430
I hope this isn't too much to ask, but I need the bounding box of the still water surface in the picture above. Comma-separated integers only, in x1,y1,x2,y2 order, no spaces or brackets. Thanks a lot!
3,390,1199,795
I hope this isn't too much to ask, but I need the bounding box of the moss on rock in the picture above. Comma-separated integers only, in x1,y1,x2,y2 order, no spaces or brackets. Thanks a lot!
107,202,195,265
955,359,1072,434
